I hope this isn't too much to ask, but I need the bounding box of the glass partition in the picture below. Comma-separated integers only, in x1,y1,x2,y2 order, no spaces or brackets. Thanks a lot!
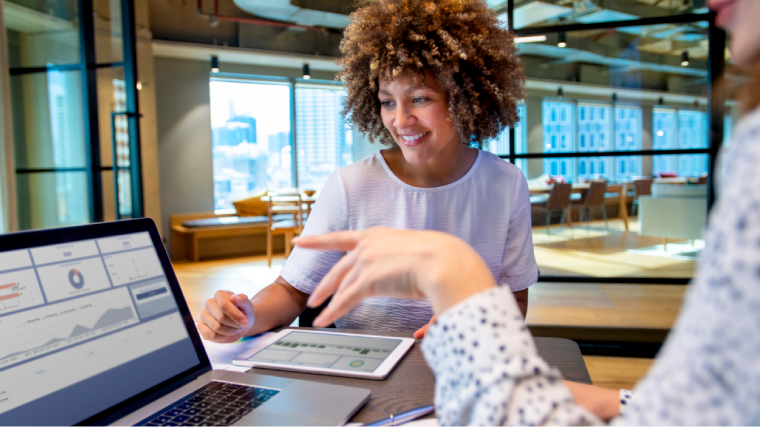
4,0,80,68
6,0,143,228
11,71,87,170
520,154,707,280
16,172,90,230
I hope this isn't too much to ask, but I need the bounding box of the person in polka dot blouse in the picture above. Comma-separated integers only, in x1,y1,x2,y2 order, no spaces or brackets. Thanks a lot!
292,2,760,424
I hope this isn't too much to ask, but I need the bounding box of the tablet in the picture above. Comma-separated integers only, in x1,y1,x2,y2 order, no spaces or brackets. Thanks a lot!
232,329,415,380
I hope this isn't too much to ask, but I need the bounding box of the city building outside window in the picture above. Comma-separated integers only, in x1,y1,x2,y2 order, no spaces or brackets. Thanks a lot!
209,79,293,211
295,84,353,191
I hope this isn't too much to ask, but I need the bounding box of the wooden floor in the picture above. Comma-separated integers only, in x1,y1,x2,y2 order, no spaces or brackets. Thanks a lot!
532,217,697,278
174,218,690,329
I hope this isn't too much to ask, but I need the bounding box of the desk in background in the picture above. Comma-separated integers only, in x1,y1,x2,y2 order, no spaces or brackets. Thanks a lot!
246,328,591,424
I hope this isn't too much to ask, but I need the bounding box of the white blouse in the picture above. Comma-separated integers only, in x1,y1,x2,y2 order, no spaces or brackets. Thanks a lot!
421,106,760,425
281,150,538,331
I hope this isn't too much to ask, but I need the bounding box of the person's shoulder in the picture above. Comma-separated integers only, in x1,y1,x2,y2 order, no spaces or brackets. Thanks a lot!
476,150,524,179
336,151,389,183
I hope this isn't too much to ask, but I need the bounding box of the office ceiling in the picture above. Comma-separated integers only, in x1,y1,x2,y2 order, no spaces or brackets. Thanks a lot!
148,0,721,95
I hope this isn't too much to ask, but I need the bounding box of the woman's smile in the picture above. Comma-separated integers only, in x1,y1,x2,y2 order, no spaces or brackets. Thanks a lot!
398,132,430,147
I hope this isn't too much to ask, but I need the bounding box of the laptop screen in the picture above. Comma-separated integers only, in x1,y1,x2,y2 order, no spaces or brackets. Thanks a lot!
0,231,201,425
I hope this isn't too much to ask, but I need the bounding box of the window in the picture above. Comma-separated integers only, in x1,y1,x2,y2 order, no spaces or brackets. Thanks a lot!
614,106,642,181
653,108,707,177
485,103,527,172
295,84,353,190
543,101,574,182
209,79,293,211
577,103,612,182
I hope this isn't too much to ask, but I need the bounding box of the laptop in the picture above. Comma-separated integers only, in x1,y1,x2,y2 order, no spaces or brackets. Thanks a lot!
0,218,370,426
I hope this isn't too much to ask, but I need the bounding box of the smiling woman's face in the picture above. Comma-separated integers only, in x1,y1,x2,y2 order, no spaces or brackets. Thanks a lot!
710,0,760,67
378,70,462,165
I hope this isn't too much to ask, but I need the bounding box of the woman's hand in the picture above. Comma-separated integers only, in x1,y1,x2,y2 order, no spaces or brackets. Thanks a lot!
197,291,255,343
562,380,621,422
293,228,497,327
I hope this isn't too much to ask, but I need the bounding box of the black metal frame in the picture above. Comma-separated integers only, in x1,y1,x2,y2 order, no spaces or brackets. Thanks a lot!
10,0,144,224
504,2,726,285
121,0,144,220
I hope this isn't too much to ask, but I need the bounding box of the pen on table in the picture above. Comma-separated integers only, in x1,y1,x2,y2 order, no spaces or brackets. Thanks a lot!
363,404,435,426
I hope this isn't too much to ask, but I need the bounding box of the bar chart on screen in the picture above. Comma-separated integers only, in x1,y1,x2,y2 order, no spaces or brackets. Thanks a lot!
0,287,138,370
103,248,163,287
0,269,44,315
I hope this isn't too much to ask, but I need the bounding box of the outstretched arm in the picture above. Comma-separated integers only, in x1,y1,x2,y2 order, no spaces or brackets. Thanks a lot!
295,229,599,425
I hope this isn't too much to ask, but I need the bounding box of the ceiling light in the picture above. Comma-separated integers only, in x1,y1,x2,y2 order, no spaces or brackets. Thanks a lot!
557,32,567,48
211,56,220,73
136,81,142,91
303,63,311,80
681,51,689,67
515,35,547,43
657,130,665,137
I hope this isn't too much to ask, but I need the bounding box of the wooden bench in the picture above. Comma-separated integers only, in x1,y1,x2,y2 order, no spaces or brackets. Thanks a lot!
170,212,284,262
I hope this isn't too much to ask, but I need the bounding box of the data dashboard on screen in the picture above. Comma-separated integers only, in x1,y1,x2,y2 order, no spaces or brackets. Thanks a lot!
0,232,199,425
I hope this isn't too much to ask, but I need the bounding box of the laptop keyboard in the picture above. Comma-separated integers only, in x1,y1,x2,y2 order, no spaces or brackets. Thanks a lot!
136,381,280,426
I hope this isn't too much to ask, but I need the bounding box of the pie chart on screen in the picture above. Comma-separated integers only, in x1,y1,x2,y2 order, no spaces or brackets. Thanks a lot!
68,269,85,289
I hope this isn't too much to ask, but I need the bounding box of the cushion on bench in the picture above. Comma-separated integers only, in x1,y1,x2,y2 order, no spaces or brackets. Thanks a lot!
181,214,293,228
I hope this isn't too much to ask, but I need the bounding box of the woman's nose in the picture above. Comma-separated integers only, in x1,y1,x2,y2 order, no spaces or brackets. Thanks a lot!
394,105,417,129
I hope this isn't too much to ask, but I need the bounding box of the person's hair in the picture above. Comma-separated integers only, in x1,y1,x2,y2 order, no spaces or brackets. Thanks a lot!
337,0,525,147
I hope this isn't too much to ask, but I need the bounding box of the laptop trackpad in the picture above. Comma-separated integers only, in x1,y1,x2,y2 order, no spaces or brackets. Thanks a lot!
218,372,370,426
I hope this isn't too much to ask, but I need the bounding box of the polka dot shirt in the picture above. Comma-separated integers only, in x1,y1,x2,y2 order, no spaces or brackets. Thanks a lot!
421,107,760,425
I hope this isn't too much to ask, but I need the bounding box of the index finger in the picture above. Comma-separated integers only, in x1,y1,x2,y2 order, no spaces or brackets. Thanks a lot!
293,231,362,252
216,293,248,327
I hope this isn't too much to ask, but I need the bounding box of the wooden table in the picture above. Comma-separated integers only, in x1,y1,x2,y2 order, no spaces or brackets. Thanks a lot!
529,183,630,231
246,328,591,424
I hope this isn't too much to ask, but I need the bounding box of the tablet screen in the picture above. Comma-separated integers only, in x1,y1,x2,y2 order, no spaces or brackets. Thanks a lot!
246,331,402,373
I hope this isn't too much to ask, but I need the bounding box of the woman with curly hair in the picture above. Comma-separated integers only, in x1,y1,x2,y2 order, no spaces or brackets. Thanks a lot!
198,0,538,342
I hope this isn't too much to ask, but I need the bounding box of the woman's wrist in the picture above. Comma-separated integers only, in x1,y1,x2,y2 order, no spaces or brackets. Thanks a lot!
420,238,497,315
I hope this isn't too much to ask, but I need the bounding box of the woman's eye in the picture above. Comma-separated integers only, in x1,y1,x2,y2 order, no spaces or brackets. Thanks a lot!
413,97,428,104
380,100,394,108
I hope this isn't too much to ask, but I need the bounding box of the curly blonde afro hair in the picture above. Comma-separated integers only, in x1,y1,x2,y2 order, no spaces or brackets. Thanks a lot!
338,0,525,147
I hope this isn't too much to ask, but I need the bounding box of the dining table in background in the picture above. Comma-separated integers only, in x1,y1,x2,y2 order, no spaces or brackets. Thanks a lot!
528,183,630,231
